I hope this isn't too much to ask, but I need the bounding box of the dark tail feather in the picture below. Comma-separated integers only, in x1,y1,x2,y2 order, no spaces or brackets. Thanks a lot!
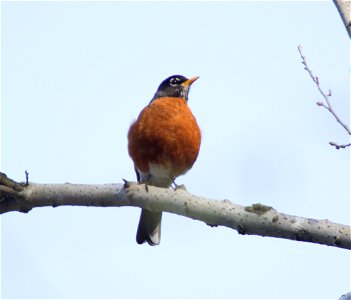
136,209,162,246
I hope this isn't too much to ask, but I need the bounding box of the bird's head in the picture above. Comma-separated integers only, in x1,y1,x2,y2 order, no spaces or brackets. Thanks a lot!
152,75,199,102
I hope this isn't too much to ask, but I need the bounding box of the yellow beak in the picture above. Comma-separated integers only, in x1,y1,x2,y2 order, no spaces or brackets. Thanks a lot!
182,76,200,86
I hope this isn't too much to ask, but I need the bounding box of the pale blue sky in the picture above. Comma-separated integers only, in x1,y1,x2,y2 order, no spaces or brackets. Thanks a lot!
1,1,350,298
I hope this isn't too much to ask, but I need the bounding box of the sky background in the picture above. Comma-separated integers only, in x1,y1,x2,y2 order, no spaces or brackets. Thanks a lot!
1,1,350,298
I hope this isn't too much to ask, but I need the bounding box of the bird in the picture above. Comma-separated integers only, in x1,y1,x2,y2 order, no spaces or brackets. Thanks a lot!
127,75,201,246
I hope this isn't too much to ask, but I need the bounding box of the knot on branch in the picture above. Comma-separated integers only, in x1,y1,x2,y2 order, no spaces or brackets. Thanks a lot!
244,203,274,216
0,172,31,213
0,172,26,192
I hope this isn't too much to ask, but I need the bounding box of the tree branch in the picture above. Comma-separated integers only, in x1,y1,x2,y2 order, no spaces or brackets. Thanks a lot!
297,45,351,149
1,173,349,250
333,0,351,39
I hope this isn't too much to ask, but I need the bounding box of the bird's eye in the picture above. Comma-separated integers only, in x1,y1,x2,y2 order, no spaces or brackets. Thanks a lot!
169,77,180,86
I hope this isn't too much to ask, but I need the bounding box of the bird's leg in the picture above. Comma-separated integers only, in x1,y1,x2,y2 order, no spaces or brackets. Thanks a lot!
134,168,150,192
144,174,152,192
134,167,141,183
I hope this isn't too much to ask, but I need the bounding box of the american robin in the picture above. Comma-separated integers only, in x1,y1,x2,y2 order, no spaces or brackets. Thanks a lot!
127,75,201,246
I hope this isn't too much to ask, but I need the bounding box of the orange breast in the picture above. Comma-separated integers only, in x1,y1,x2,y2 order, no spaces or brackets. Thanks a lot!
128,97,201,179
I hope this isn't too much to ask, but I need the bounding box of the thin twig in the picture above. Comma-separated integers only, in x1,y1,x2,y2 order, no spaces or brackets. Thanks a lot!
297,45,351,149
25,170,29,186
329,141,351,150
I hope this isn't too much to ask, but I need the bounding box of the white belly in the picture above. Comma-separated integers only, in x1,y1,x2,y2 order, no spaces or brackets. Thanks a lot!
138,163,173,187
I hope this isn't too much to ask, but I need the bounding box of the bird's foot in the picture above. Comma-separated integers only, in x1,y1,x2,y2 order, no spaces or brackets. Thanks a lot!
172,181,187,191
136,180,148,192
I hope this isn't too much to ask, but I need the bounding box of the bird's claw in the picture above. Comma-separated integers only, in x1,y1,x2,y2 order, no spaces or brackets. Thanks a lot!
122,178,131,189
173,181,187,191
